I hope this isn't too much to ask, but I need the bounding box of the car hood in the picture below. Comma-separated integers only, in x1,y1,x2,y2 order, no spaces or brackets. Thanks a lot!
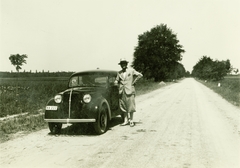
59,87,105,95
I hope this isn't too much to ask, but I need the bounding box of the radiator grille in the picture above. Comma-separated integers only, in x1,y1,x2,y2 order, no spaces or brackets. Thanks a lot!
62,92,83,118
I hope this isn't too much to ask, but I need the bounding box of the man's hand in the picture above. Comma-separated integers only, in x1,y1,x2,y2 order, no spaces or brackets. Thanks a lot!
114,80,118,86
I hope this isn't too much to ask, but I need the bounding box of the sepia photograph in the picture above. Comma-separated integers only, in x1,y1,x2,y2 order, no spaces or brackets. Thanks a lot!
0,0,239,167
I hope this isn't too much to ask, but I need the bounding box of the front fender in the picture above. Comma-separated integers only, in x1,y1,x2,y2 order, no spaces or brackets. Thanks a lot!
80,96,107,119
97,97,111,120
44,98,61,119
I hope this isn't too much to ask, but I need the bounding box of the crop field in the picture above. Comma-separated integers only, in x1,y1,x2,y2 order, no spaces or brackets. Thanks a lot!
0,77,69,117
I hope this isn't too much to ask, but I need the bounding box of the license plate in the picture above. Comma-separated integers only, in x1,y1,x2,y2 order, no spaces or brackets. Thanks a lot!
46,106,58,110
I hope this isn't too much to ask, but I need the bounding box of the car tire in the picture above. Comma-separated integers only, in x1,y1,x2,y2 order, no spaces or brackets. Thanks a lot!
48,123,62,134
93,104,108,134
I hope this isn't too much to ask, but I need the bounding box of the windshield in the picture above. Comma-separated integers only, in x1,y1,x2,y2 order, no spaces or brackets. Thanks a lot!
69,73,108,87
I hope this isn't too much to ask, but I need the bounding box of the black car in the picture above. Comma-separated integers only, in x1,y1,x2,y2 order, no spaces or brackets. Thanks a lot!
44,70,123,134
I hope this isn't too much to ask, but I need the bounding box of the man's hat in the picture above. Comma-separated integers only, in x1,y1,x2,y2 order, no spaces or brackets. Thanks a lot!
118,58,129,65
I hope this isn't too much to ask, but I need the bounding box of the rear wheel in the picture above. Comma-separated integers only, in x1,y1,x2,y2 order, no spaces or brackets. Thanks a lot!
93,104,108,134
48,123,62,134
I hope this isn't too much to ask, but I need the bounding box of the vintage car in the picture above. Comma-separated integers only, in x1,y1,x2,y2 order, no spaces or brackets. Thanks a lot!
44,70,123,134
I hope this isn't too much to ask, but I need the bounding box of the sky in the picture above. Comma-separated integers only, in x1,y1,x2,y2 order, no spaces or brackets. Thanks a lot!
0,0,239,73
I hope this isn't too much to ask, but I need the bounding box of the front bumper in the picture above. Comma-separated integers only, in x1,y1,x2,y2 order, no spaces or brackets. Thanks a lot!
44,118,96,124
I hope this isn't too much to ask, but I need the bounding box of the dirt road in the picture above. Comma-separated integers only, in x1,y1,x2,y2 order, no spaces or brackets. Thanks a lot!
0,78,239,168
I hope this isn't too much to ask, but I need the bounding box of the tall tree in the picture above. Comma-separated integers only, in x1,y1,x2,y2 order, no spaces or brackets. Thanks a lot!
225,59,231,73
192,56,231,80
132,24,185,81
192,56,213,79
9,54,28,72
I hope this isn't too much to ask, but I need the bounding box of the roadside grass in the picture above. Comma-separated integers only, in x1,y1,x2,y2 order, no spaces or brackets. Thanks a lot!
199,75,240,107
0,113,47,143
135,78,172,96
0,77,68,142
0,77,173,143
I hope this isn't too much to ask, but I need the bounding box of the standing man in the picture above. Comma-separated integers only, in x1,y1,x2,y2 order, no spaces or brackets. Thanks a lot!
114,58,143,127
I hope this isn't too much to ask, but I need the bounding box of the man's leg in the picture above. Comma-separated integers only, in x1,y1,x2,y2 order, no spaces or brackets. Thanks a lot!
120,112,129,126
119,92,129,126
129,112,135,127
128,95,135,127
129,112,133,121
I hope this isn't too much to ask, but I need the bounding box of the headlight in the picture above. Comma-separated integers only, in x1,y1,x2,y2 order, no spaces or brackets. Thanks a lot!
83,94,91,103
54,95,62,103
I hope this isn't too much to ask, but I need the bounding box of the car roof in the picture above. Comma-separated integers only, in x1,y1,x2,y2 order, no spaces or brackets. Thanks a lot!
71,69,118,77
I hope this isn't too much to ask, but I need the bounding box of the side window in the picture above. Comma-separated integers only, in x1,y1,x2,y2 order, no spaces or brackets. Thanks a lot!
69,76,78,87
79,76,83,85
95,76,107,84
108,76,116,84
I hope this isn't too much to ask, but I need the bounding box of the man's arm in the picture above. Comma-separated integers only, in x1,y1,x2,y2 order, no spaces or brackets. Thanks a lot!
114,80,118,86
114,73,120,86
132,70,143,85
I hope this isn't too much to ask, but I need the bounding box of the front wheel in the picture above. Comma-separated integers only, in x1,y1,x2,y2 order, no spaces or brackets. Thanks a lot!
93,104,108,134
48,123,62,134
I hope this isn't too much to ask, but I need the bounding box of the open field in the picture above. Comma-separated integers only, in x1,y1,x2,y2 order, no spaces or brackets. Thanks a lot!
0,77,69,117
0,77,69,142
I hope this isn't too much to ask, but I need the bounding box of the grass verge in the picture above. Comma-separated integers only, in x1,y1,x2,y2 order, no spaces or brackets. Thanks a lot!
0,113,47,143
199,76,240,107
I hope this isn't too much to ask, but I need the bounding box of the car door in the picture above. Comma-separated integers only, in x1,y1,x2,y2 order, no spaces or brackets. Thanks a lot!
108,76,119,112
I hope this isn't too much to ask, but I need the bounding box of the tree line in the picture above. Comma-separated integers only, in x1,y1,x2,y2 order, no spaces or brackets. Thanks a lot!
0,71,74,78
191,56,232,80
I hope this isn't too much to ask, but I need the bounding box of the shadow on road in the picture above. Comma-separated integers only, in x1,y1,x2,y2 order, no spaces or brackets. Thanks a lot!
47,116,123,136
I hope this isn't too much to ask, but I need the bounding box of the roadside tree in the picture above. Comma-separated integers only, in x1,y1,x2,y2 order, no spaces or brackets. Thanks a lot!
192,56,213,80
211,60,230,80
192,56,232,80
132,24,185,81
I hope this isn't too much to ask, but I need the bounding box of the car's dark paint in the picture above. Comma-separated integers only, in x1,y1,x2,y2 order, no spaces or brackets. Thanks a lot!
44,70,122,134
